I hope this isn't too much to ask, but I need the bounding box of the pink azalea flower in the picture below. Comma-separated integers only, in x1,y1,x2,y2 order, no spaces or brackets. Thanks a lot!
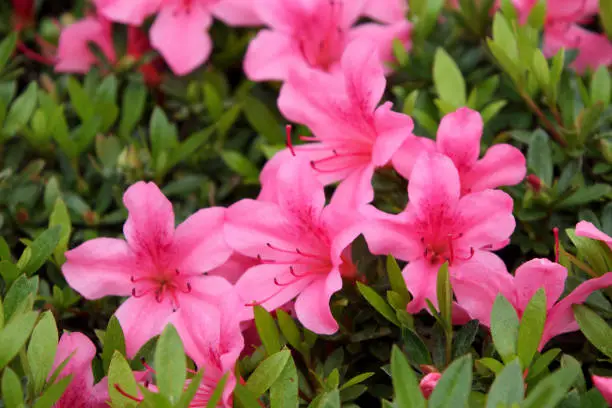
453,258,612,349
593,375,612,406
96,0,261,76
362,152,516,313
171,292,245,407
575,221,612,251
225,156,361,334
62,181,235,356
50,332,109,408
419,372,441,399
274,39,415,206
243,0,411,81
362,0,408,23
392,108,526,194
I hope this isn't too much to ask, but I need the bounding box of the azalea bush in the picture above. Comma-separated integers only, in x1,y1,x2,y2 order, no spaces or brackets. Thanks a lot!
2,0,612,407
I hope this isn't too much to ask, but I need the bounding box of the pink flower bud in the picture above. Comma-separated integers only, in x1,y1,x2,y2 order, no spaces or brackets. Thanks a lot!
526,174,542,193
419,372,442,398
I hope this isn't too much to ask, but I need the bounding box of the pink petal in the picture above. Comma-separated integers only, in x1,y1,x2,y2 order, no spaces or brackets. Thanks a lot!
592,375,612,406
545,0,590,22
258,148,295,203
348,20,412,68
391,136,436,179
172,207,233,274
235,263,315,312
62,238,134,299
55,17,116,74
408,152,461,217
212,0,263,26
254,0,312,31
403,259,439,313
329,164,376,207
436,108,483,171
150,4,213,76
244,30,303,81
362,0,408,23
339,0,368,26
208,252,258,284
541,272,612,349
294,270,343,334
513,259,567,312
361,207,422,261
450,251,514,326
371,102,414,167
575,221,612,250
461,144,526,193
455,189,515,250
122,181,175,263
114,296,175,357
97,0,161,25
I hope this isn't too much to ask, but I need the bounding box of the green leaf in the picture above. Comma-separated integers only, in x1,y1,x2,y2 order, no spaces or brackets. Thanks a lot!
154,324,186,403
234,382,262,408
270,354,299,408
3,82,38,137
243,95,284,144
168,126,215,169
0,311,38,369
476,358,504,375
20,226,61,276
429,354,473,408
517,288,546,368
391,346,426,408
340,372,375,390
401,328,433,366
221,150,259,182
521,366,579,408
566,229,612,276
67,77,94,122
245,349,291,397
0,237,11,261
315,389,341,408
480,100,507,123
436,262,452,329
0,33,17,72
206,373,229,408
49,198,71,265
276,309,304,354
485,359,524,408
433,48,466,108
527,129,553,186
254,305,282,355
557,184,612,209
176,370,204,408
28,311,59,394
108,351,139,408
2,367,24,407
453,320,480,359
601,0,612,40
591,66,611,106
490,294,520,363
102,316,127,374
33,375,72,408
387,255,410,307
119,81,146,140
357,282,400,326
573,304,612,359
492,13,518,62
4,275,38,322
527,348,561,380
203,82,223,120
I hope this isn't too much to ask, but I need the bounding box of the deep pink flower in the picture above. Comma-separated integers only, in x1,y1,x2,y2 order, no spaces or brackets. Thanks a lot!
244,0,411,81
392,108,526,194
96,0,261,76
62,182,235,356
50,332,109,408
225,157,361,334
419,372,441,399
575,221,612,251
273,40,415,206
593,375,612,406
362,0,408,23
453,258,612,349
362,152,516,313
171,291,245,407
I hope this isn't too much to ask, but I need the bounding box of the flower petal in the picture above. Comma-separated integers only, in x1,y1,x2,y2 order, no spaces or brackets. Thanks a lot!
63,238,134,299
294,270,342,334
362,0,408,23
361,207,422,261
244,30,302,81
371,102,414,167
461,144,526,193
436,108,483,171
122,181,175,263
408,152,461,217
97,0,161,25
403,259,439,313
329,164,375,207
575,221,612,250
592,375,612,406
348,20,412,68
211,0,263,26
391,136,437,179
341,40,386,116
150,4,213,75
513,259,567,312
208,252,258,284
173,207,232,274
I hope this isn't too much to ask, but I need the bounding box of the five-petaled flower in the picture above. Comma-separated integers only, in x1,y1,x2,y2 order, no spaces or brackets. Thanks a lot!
62,181,236,356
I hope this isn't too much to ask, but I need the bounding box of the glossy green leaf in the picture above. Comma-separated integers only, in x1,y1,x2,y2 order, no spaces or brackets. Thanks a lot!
517,289,546,368
254,305,281,355
102,316,127,374
108,351,139,408
573,304,612,359
490,294,520,363
391,346,426,408
357,282,400,326
246,349,290,397
0,311,38,369
270,354,298,408
485,359,524,408
154,324,186,403
429,355,473,408
2,367,24,408
28,311,59,394
433,48,466,108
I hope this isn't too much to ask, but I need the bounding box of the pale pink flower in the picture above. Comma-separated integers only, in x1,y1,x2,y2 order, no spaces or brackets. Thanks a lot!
225,156,361,334
593,375,612,406
392,108,526,194
453,258,612,349
274,40,415,206
55,15,116,73
62,181,235,356
419,372,441,399
171,292,245,407
362,152,516,313
96,0,261,76
575,221,612,251
50,332,109,408
244,0,411,81
362,0,408,23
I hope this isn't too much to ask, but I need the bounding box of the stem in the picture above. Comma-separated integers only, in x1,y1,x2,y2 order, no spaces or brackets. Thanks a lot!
445,328,453,367
521,92,568,147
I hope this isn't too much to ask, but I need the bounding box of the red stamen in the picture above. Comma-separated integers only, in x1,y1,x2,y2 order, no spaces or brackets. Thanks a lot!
553,227,560,264
286,125,296,156
300,135,319,142
140,358,156,373
114,384,142,402
16,42,54,65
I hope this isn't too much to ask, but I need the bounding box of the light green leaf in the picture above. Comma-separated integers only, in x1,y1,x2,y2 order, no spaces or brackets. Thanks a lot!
119,81,146,140
28,311,59,394
20,226,61,276
206,373,229,408
154,324,186,403
387,255,410,307
254,305,282,355
270,354,299,408
591,66,611,106
490,294,520,363
3,83,38,137
486,359,524,408
108,351,139,408
391,346,425,408
527,129,553,186
102,316,127,374
221,150,259,182
4,275,38,322
33,375,72,408
246,349,291,397
433,48,466,108
436,262,452,330
0,311,39,369
517,289,546,368
176,370,204,408
429,355,473,408
357,282,400,326
49,198,71,265
2,367,24,408
573,304,612,359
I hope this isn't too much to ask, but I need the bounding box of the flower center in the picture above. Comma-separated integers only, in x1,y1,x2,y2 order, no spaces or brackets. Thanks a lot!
131,269,192,311
421,234,474,266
